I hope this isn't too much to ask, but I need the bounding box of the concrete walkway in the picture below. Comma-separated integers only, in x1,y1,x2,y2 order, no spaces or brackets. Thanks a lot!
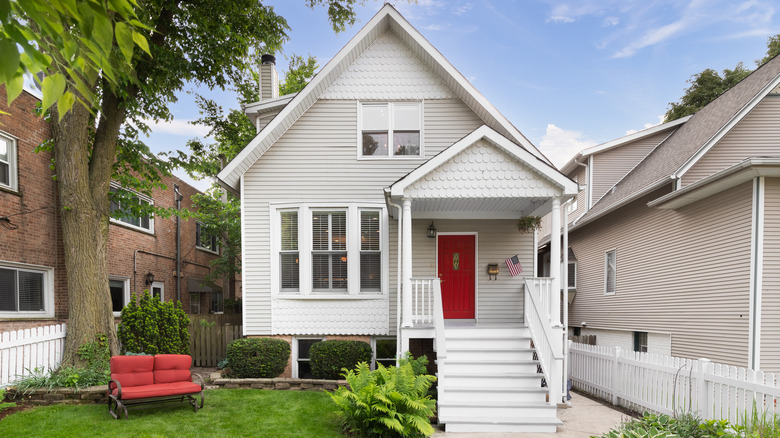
434,392,629,438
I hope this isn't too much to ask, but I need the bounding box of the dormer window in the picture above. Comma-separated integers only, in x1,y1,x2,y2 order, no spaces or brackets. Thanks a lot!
360,102,422,158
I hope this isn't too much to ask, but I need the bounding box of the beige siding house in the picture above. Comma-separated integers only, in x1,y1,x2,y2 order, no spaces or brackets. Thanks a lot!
541,55,780,372
218,5,577,433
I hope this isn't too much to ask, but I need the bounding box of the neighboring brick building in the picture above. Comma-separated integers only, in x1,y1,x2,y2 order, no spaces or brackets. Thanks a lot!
0,87,237,333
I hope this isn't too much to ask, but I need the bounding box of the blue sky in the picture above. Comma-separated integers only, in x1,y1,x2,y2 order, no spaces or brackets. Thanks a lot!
144,0,780,190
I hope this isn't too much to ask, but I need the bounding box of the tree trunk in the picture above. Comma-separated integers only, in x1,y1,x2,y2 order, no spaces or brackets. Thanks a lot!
53,88,126,365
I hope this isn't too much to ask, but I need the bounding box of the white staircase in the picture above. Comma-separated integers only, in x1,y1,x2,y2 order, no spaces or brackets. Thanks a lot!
436,326,562,433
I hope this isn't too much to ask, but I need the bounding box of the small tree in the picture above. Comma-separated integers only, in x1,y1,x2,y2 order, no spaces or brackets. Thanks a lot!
117,292,190,355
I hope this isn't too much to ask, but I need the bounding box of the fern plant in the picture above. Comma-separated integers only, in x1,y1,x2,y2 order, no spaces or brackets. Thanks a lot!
329,362,437,437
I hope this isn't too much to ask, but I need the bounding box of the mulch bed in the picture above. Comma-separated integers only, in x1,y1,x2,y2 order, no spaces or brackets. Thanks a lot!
0,403,33,421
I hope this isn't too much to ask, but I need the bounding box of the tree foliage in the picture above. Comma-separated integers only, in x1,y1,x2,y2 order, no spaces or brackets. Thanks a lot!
117,291,190,355
665,34,780,122
0,0,360,366
279,54,319,96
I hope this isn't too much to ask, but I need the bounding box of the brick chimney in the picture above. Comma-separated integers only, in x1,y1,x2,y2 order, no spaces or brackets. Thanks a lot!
259,54,279,101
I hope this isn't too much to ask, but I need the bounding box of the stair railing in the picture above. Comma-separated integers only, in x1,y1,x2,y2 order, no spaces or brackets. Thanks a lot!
410,278,435,326
524,278,563,406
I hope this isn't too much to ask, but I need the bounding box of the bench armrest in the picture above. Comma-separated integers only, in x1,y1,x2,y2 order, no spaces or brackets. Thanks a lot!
108,379,122,399
191,373,205,390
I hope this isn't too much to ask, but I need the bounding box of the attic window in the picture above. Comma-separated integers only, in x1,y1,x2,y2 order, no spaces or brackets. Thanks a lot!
360,102,421,158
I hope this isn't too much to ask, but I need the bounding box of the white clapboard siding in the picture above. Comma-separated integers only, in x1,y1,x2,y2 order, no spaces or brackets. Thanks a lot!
570,341,780,424
1,324,66,387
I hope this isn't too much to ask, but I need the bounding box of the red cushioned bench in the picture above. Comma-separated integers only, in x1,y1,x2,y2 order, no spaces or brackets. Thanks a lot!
108,354,204,419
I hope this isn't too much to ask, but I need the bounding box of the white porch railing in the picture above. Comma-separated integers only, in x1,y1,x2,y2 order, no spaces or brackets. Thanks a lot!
524,278,563,406
410,278,435,326
1,323,66,387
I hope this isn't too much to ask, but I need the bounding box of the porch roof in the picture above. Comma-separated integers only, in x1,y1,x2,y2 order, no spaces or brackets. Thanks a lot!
387,125,577,217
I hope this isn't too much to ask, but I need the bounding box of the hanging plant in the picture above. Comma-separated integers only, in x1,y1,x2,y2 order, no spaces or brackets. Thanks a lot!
517,216,542,233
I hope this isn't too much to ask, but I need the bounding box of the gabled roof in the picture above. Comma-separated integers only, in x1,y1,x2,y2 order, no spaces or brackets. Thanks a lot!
574,54,780,228
217,3,552,192
559,116,690,175
389,125,578,198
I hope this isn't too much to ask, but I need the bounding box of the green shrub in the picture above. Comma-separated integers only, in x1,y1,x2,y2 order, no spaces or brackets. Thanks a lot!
399,352,429,376
309,340,372,380
226,338,290,378
117,291,190,355
0,389,15,412
329,362,437,437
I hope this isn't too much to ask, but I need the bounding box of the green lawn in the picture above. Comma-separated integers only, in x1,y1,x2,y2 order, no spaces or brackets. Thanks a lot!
0,389,344,438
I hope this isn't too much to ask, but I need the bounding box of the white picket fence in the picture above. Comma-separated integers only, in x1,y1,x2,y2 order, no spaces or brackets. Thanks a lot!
569,341,780,424
0,323,66,387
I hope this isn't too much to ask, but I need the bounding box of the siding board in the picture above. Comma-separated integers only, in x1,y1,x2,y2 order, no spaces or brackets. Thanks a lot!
569,182,753,367
761,178,780,371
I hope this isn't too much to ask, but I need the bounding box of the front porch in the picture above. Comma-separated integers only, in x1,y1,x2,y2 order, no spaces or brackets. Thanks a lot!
385,126,578,433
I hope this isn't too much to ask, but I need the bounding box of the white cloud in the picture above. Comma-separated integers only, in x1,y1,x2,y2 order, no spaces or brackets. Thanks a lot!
539,124,597,168
142,118,212,138
624,115,665,135
603,16,619,26
424,24,443,31
548,15,575,24
452,3,473,16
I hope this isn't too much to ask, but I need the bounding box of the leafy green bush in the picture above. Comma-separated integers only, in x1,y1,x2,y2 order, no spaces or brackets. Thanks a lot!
117,291,190,355
329,362,437,437
399,352,429,376
596,410,780,438
13,335,111,394
0,389,16,412
226,338,290,378
309,340,372,380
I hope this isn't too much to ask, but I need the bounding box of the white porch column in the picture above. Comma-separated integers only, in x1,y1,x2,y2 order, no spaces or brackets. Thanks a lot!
550,197,561,326
402,198,413,328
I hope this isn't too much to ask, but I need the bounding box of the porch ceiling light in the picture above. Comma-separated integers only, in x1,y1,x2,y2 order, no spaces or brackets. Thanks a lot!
426,222,437,239
145,272,155,285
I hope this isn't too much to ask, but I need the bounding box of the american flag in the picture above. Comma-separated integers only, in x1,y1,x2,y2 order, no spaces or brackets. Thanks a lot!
505,255,523,277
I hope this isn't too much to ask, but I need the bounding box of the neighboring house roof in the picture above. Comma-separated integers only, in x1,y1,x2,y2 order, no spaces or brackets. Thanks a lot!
574,54,780,229
559,116,690,175
389,125,577,200
217,3,552,192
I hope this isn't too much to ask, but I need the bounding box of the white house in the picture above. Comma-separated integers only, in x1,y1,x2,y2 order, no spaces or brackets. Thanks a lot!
218,4,577,433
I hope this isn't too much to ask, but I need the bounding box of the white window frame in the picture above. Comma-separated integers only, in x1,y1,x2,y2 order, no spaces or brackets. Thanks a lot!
271,203,388,297
151,281,164,302
195,222,219,254
604,249,616,295
279,208,300,293
109,276,130,317
292,336,325,378
311,208,349,293
0,260,54,319
357,101,424,160
109,182,155,234
371,337,397,370
0,130,18,192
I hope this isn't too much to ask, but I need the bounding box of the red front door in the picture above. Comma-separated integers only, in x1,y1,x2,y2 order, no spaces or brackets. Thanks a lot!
438,235,475,319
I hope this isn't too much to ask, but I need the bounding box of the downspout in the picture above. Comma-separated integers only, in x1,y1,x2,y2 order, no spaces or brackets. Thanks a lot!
385,189,403,364
174,184,183,302
571,156,589,226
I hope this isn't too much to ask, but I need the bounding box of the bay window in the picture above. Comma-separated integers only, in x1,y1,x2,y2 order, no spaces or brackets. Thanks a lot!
274,205,385,295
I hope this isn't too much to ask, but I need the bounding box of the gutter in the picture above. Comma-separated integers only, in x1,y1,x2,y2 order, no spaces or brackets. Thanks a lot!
384,188,404,364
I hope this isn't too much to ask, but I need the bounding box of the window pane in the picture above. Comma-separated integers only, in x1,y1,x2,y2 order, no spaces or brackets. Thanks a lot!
360,253,381,291
312,253,330,289
375,339,396,360
331,212,346,251
360,211,380,251
393,131,420,156
606,251,616,293
109,280,125,312
0,268,16,311
298,339,321,359
0,162,8,186
280,211,298,251
362,132,388,156
312,213,329,251
332,253,348,289
393,103,420,130
280,253,299,289
18,271,44,311
567,263,576,288
362,104,389,131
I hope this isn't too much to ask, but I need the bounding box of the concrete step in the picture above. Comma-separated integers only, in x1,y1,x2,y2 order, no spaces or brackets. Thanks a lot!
440,386,548,403
441,359,540,374
438,401,559,419
443,416,562,433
